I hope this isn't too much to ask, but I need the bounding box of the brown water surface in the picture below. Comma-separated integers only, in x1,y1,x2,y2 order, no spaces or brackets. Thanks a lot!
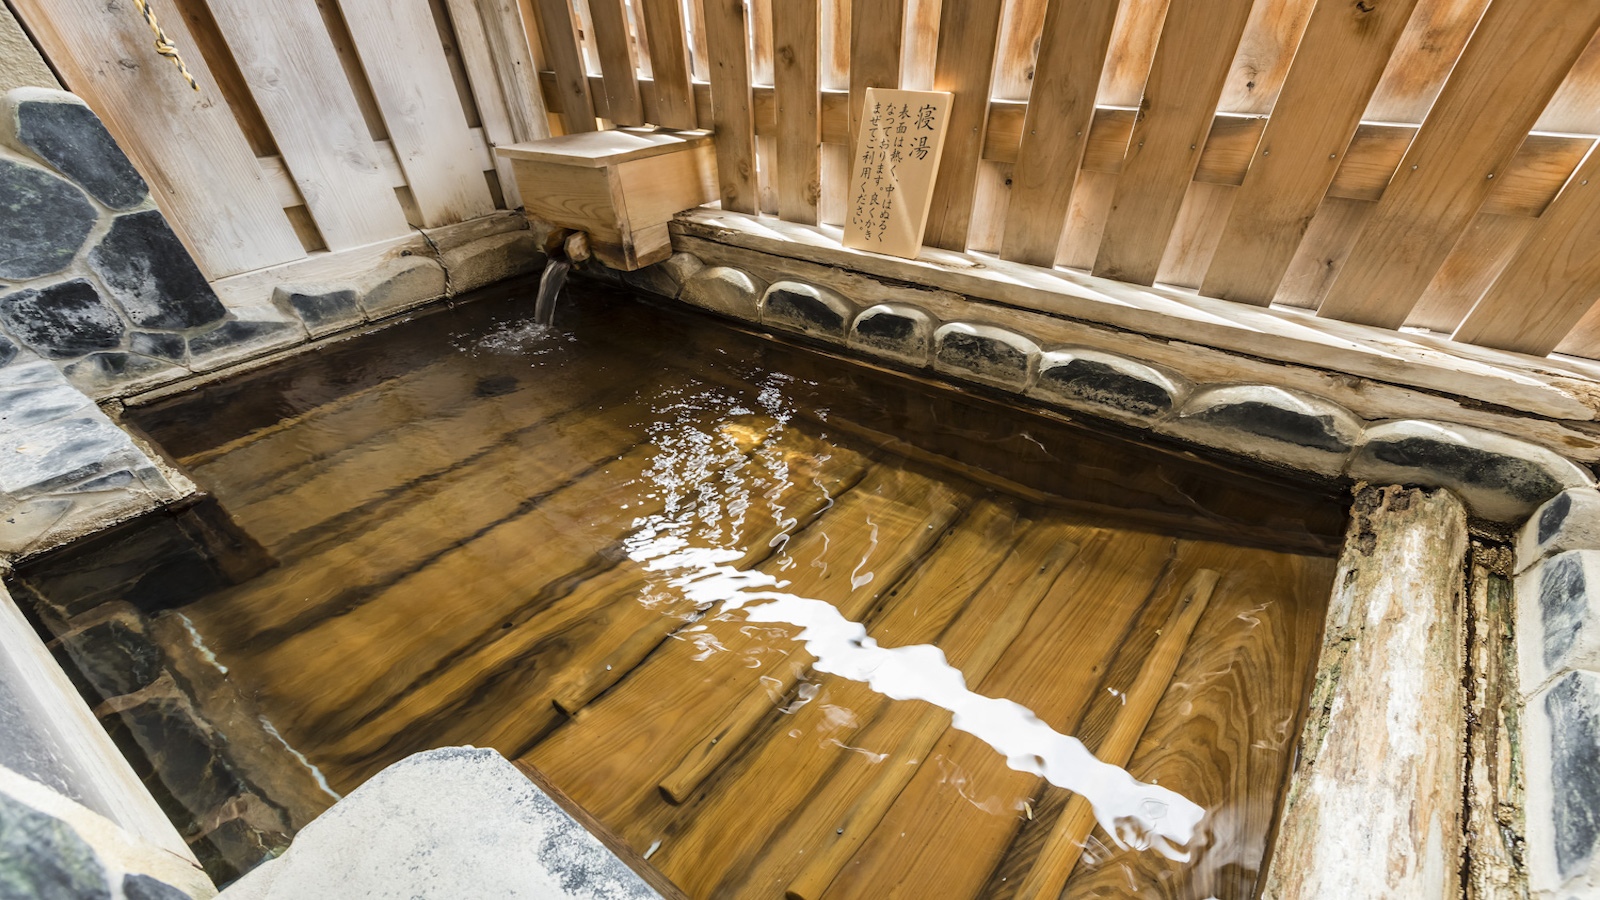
14,277,1343,896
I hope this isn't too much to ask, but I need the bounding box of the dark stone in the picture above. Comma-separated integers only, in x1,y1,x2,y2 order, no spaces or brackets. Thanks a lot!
15,100,148,209
1038,358,1175,418
87,211,225,330
1546,671,1600,878
0,792,111,900
130,332,186,363
0,335,17,367
281,287,360,332
0,281,124,359
61,353,176,391
1190,401,1349,453
764,286,846,335
1368,436,1563,503
195,814,290,884
68,470,136,492
186,320,295,358
854,310,918,345
1540,491,1574,544
0,160,97,280
108,692,249,821
120,874,190,900
58,615,166,699
936,328,1032,384
1541,553,1589,670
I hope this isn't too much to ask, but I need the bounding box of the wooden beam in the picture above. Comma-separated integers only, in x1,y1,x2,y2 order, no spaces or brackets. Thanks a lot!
587,0,644,125
921,0,1005,251
998,0,1119,267
534,0,597,131
1261,485,1467,900
701,0,758,212
772,0,820,224
1456,151,1600,355
1317,1,1600,328
638,0,697,128
1092,0,1254,285
338,0,498,227
9,0,306,278
1201,0,1418,306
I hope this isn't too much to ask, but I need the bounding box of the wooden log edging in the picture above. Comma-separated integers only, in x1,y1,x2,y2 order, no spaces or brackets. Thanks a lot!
596,241,1599,524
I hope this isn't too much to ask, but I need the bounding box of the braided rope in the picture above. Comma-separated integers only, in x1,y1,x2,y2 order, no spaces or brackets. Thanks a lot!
130,0,199,91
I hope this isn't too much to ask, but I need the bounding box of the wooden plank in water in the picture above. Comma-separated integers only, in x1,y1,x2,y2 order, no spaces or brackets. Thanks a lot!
338,0,498,226
773,0,821,224
205,0,412,249
1011,568,1219,900
920,0,1006,251
517,465,968,828
1090,0,1254,285
703,0,759,212
1316,0,1600,328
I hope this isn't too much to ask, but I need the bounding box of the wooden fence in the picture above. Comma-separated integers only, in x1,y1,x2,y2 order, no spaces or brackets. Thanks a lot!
526,0,1600,361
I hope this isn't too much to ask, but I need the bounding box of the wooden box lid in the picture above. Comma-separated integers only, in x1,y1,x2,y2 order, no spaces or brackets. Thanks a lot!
495,128,711,168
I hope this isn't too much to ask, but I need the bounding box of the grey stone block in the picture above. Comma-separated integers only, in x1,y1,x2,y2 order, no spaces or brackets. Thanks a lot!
0,415,133,494
1161,385,1358,476
121,874,191,900
849,303,933,366
1527,670,1600,896
760,281,853,340
680,266,764,320
0,280,124,360
1350,420,1594,522
187,319,304,373
88,210,225,330
355,256,447,320
128,332,185,364
272,284,364,338
222,747,664,900
622,251,702,298
5,88,147,209
0,336,16,368
0,496,73,556
0,791,111,900
60,353,183,397
1518,488,1600,574
933,322,1038,390
1030,348,1188,426
55,610,166,700
0,380,89,430
0,159,96,280
440,231,541,295
1518,550,1600,691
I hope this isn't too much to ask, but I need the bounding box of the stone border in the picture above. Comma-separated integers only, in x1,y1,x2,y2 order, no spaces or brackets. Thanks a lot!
608,250,1598,525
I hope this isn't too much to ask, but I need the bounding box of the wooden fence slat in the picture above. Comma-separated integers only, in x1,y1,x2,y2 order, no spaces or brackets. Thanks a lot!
1317,1,1600,328
773,0,821,224
1201,0,1419,306
587,0,645,125
1216,0,1315,115
1405,213,1531,332
686,0,710,80
8,0,305,278
443,0,534,207
481,0,554,142
339,0,497,227
1362,0,1488,123
536,0,598,131
1455,153,1600,355
847,0,903,154
998,0,1119,267
207,0,411,250
1091,0,1254,285
639,0,697,128
921,0,1007,251
702,0,758,212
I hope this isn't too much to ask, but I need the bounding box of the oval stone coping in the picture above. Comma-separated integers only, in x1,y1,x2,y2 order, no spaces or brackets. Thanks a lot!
849,303,934,365
760,281,854,339
1160,384,1361,477
680,266,764,320
1030,348,1189,425
933,322,1039,390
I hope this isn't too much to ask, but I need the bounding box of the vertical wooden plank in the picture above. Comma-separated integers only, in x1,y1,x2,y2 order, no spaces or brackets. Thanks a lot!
686,0,710,80
1215,0,1315,115
899,0,939,91
920,0,1006,251
1274,195,1370,309
442,0,529,206
207,0,411,249
588,0,645,124
1317,1,1600,328
535,0,599,131
480,0,555,142
1091,0,1254,285
1096,0,1170,106
639,0,697,128
773,0,821,224
703,0,758,212
9,0,305,278
1405,213,1531,333
848,0,903,152
1455,156,1600,354
1200,0,1419,306
965,0,1045,253
1155,180,1235,288
818,0,848,225
1362,0,1488,123
339,0,497,226
999,0,1120,266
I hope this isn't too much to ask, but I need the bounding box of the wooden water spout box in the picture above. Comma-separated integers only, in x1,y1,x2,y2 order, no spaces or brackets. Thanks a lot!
496,130,716,270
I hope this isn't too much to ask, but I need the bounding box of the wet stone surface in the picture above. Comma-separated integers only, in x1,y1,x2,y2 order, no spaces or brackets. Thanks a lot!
1545,671,1600,880
1520,488,1600,574
187,321,300,371
761,282,851,339
0,791,110,900
933,323,1037,389
0,281,123,360
121,873,192,900
274,287,362,339
88,211,225,331
1032,350,1183,423
0,159,96,281
850,303,932,365
14,98,147,210
0,336,17,368
681,266,763,320
57,613,167,700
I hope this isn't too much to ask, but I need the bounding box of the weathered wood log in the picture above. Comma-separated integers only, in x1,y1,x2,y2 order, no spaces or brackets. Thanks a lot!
1260,484,1468,900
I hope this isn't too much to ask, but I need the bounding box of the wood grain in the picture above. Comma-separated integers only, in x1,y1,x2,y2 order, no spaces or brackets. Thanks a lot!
773,0,821,224
703,0,759,212
535,0,598,131
846,0,902,153
638,0,697,128
920,0,1006,251
588,0,645,125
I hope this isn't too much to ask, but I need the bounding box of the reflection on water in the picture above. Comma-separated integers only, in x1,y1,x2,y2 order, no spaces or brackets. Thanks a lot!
13,278,1344,896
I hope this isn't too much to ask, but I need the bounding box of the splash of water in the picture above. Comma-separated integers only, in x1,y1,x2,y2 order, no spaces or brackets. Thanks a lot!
625,530,1207,861
535,258,571,326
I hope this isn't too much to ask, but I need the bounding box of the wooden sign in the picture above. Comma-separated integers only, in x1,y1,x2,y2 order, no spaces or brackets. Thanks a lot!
843,88,952,259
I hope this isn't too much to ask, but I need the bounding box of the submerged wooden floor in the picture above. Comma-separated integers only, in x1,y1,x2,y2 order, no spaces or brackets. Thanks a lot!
129,287,1340,899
